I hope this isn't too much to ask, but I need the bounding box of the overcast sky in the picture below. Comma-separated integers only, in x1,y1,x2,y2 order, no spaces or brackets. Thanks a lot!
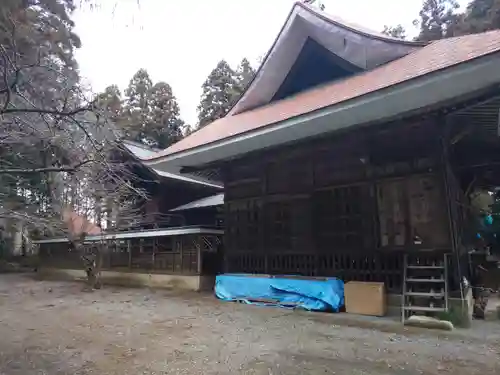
73,0,441,126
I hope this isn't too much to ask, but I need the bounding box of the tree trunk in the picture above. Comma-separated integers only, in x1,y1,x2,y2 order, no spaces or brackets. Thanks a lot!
82,248,103,291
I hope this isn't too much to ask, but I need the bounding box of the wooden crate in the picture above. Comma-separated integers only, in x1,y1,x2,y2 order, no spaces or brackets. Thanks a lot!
344,281,386,316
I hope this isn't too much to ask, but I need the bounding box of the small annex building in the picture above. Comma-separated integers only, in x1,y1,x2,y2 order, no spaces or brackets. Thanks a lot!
35,140,224,291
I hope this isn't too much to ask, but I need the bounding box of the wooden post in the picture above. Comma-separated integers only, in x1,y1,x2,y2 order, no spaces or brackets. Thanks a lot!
106,240,112,269
152,237,156,271
127,239,132,269
172,239,175,273
196,236,202,275
179,237,184,273
440,116,464,302
261,162,268,274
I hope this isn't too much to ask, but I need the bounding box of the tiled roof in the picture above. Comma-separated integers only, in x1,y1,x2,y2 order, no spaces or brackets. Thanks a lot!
149,30,500,160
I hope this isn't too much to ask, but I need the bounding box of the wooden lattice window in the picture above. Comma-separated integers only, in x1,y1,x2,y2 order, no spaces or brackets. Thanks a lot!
265,201,292,252
228,163,260,182
377,179,407,247
264,197,311,253
226,200,261,252
376,174,449,249
314,142,367,187
313,185,372,252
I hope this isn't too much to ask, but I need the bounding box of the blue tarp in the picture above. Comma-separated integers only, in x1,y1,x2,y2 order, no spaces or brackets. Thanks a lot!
215,274,344,311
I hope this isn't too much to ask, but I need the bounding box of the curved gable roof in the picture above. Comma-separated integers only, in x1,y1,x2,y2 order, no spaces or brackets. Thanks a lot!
145,29,500,164
229,1,425,116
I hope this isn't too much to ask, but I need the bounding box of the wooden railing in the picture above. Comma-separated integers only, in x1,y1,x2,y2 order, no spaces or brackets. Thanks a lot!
225,252,404,293
39,232,222,276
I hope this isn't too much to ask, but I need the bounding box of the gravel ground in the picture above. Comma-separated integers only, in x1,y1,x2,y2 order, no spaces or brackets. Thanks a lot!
0,274,499,375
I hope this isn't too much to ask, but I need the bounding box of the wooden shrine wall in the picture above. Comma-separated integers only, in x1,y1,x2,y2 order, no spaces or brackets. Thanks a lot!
223,120,452,292
39,233,222,276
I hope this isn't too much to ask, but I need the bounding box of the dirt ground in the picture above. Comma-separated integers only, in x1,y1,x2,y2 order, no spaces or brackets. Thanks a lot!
0,274,499,375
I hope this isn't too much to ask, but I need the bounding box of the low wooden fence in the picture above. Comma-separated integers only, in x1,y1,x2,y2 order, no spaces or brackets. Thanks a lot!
39,232,222,276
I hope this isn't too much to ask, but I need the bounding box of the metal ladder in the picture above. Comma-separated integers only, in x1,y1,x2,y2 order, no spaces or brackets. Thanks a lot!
401,254,449,322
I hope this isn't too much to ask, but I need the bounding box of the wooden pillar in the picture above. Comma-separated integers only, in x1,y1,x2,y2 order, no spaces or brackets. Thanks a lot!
440,115,464,295
108,240,113,269
365,131,381,251
221,163,231,275
179,237,184,273
152,237,156,271
105,240,110,269
402,178,412,248
310,148,323,276
196,236,202,275
439,116,458,253
260,161,268,274
127,239,132,269
172,238,176,273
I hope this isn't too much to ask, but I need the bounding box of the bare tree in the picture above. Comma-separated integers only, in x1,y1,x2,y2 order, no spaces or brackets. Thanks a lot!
0,0,147,288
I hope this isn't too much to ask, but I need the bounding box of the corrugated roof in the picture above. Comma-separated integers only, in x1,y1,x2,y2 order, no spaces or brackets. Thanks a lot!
122,141,223,188
148,29,500,161
34,227,223,244
170,193,224,212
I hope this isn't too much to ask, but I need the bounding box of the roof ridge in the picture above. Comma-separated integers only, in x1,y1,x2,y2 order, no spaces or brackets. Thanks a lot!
294,1,426,46
439,28,500,43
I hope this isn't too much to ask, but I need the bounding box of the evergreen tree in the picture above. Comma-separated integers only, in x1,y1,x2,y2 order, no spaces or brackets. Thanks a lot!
183,125,195,136
0,0,81,68
459,0,500,34
97,85,123,122
414,0,461,41
121,70,185,147
235,58,256,94
302,0,326,11
197,60,239,128
391,0,500,41
147,82,184,148
123,69,153,143
0,0,83,219
382,24,407,39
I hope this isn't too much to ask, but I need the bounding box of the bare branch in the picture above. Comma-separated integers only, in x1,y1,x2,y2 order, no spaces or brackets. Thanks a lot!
0,159,95,174
0,1,149,289
1,105,94,116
